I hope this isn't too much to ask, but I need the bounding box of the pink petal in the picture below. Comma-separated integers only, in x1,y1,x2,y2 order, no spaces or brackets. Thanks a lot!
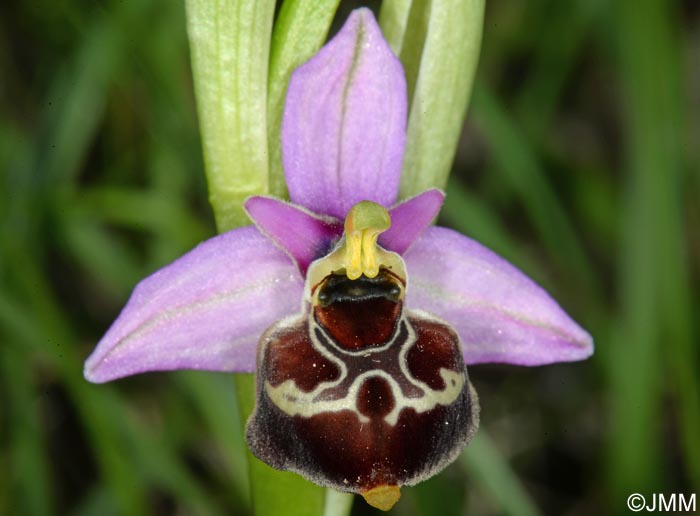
404,227,593,366
245,196,342,275
282,8,406,219
381,189,445,254
84,227,303,382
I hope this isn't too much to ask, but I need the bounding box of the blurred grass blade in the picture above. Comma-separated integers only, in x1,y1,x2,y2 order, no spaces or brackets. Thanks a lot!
234,375,325,516
0,284,150,516
120,405,226,516
267,0,341,198
0,248,234,515
610,0,700,494
185,0,276,230
60,216,143,298
461,432,542,516
72,486,118,516
6,6,129,254
39,20,122,190
74,186,210,253
472,84,598,294
390,0,485,198
441,176,521,266
410,470,465,516
514,0,599,138
0,344,52,516
176,372,251,510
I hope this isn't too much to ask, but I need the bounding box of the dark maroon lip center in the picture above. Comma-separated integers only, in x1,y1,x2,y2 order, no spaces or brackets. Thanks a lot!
314,270,404,351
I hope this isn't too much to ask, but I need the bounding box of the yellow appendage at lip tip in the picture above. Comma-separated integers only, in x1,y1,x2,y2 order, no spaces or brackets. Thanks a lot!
361,485,401,511
343,201,391,280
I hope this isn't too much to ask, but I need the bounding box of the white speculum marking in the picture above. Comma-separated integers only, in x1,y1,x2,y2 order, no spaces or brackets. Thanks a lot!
265,315,464,426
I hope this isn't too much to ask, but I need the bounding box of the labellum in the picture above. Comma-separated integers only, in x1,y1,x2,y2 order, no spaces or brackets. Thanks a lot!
246,202,479,511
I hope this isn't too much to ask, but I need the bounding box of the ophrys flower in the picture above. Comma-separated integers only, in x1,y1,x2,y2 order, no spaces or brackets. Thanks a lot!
85,8,593,511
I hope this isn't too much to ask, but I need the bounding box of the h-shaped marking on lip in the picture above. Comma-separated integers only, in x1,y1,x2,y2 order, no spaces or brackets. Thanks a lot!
264,316,465,426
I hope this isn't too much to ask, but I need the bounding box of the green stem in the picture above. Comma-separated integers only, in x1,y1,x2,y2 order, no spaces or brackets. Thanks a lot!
185,0,276,230
186,4,349,512
322,490,354,516
235,375,326,516
380,0,485,198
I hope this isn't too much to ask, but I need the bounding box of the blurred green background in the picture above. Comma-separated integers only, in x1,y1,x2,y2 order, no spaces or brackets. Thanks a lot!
1,0,698,515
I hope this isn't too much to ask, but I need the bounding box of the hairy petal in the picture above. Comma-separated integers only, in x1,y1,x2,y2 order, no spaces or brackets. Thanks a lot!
404,227,593,366
84,227,303,382
381,188,445,254
282,8,406,218
245,196,342,275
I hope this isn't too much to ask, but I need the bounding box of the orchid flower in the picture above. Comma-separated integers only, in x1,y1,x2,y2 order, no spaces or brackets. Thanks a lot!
84,8,593,512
